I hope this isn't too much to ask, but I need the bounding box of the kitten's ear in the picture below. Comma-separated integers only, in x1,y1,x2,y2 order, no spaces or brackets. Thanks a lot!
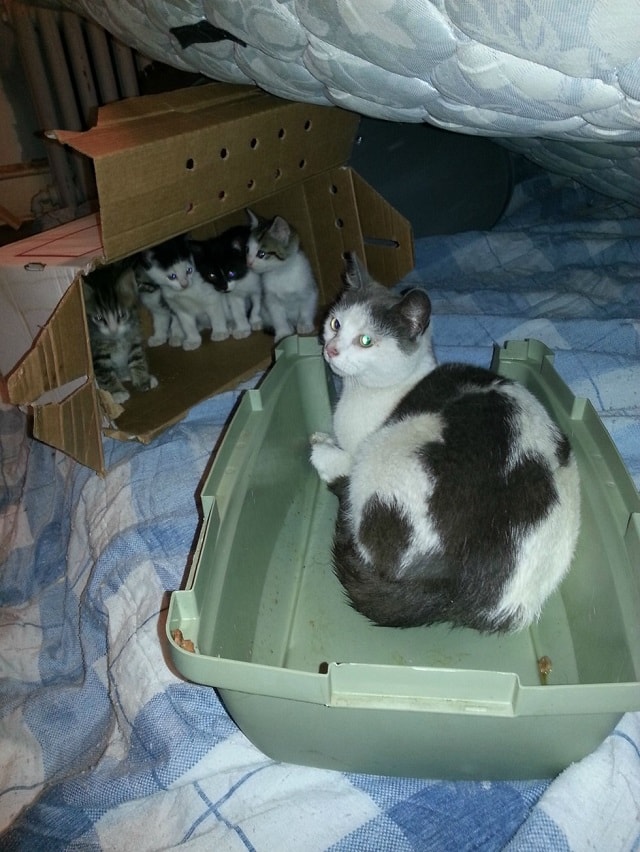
343,252,371,291
269,216,292,245
189,239,204,260
396,289,432,338
115,266,138,306
246,208,260,228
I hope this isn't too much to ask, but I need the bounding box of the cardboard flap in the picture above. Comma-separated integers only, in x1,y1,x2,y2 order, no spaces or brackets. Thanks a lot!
351,171,415,285
90,83,261,127
32,379,105,474
7,280,92,404
51,85,360,260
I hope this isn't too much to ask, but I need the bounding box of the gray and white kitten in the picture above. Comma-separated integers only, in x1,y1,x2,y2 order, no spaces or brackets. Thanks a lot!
310,254,581,633
83,263,158,404
246,209,318,342
136,235,228,349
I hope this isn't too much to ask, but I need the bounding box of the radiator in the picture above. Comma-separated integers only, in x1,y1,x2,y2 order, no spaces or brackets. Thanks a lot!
8,0,141,217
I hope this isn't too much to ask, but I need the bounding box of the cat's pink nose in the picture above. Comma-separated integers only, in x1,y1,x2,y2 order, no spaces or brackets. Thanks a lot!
325,342,338,359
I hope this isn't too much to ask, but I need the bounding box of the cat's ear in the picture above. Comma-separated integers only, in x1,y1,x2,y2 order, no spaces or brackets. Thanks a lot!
188,239,204,260
246,208,260,228
269,216,292,245
115,266,138,306
343,252,371,291
395,289,432,338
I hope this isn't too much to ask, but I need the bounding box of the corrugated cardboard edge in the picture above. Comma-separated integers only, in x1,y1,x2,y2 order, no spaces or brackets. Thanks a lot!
6,277,107,474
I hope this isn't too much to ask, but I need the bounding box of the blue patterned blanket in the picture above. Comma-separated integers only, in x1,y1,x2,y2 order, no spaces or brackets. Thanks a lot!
1,172,639,850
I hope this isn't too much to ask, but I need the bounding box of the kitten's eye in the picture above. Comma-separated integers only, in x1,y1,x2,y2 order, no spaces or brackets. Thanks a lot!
228,271,237,279
359,334,373,348
168,273,177,281
257,250,266,259
329,316,340,331
186,266,193,275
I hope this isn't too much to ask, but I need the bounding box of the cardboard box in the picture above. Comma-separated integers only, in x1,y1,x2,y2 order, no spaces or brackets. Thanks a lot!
0,84,414,474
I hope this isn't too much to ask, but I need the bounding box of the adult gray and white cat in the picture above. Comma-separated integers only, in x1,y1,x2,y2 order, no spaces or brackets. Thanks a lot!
83,262,158,404
310,254,581,633
136,235,229,349
246,209,318,342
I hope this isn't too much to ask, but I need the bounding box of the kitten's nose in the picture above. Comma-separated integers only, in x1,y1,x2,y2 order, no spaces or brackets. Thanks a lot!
325,342,338,359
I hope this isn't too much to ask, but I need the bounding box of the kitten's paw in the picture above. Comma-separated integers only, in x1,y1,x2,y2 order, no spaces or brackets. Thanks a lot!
250,320,263,331
110,389,130,404
231,328,251,340
148,375,159,390
182,338,202,351
147,335,167,347
296,322,315,335
169,335,184,347
210,330,230,342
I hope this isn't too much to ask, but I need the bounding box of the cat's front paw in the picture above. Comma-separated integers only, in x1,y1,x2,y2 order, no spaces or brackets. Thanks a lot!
134,375,159,391
147,334,167,347
310,431,333,446
182,338,202,351
169,335,184,347
210,330,230,342
310,437,352,484
296,322,315,335
250,319,263,331
110,389,130,404
231,327,251,340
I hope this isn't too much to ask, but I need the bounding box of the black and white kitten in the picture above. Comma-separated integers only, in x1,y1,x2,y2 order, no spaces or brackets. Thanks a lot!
310,254,581,633
246,209,318,342
190,225,263,339
83,263,158,404
136,235,228,348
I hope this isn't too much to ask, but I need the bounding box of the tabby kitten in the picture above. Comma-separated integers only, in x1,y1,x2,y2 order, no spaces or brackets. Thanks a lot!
83,263,158,404
136,235,228,349
246,209,318,342
310,254,581,633
190,225,263,339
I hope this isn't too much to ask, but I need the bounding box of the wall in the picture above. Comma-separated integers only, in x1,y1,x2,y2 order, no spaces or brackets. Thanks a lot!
0,4,52,227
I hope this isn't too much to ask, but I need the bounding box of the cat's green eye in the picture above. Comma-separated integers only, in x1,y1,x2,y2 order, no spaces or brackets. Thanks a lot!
359,334,373,347
329,316,340,331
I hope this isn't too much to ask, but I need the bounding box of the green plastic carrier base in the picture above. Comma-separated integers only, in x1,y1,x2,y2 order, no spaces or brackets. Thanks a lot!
167,337,640,780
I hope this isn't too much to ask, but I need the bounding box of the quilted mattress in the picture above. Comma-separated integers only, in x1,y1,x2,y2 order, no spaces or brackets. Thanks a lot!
45,0,640,202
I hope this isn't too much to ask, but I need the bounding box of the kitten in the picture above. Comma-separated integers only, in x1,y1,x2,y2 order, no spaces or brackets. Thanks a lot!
190,225,263,339
135,235,228,349
310,254,581,633
83,262,158,404
245,209,318,342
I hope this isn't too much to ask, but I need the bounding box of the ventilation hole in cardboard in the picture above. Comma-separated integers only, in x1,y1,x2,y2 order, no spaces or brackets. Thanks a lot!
185,158,194,170
218,190,226,201
247,179,255,190
250,137,258,149
335,217,344,229
330,184,338,194
185,201,194,213
298,159,306,169
364,236,400,248
220,147,229,159
278,128,286,139
304,119,312,131
274,168,282,180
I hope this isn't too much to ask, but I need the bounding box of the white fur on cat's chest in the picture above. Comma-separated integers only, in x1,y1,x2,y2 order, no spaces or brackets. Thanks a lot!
333,383,403,453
